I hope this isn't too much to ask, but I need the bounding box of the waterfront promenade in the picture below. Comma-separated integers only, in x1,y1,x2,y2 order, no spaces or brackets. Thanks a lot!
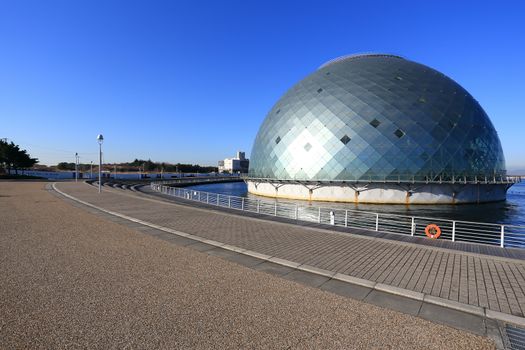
58,181,525,318
0,181,517,348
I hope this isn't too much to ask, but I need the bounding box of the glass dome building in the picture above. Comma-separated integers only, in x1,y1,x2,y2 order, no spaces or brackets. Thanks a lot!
246,54,515,204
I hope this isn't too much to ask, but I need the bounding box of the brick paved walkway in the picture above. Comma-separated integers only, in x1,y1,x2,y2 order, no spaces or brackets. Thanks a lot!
55,182,525,318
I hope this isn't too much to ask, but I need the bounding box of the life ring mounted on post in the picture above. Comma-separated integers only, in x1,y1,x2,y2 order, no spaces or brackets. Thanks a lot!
425,224,441,239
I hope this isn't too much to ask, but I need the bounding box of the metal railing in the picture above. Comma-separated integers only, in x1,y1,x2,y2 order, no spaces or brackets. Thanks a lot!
150,183,525,249
152,175,241,186
243,175,522,185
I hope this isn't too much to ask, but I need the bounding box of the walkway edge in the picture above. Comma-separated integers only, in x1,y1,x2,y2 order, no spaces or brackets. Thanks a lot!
52,182,525,328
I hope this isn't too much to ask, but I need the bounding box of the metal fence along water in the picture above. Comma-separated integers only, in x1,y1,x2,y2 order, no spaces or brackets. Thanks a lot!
151,182,525,249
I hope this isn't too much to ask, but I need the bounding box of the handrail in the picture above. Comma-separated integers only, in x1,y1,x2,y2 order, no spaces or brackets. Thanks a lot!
242,175,523,185
153,176,241,186
150,182,525,249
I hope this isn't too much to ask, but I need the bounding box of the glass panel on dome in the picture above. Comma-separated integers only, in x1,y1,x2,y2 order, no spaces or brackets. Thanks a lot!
394,129,405,138
304,143,312,152
370,119,381,128
340,135,351,145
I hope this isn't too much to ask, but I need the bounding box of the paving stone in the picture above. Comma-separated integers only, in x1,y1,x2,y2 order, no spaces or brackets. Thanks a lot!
364,290,422,316
253,261,295,277
320,279,372,300
153,232,187,243
132,226,165,235
221,252,265,268
485,319,505,350
155,233,198,246
206,247,239,259
283,270,331,288
418,302,486,336
187,242,217,252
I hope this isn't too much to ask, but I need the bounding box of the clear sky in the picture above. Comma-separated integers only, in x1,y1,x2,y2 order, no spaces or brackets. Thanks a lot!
1,0,524,171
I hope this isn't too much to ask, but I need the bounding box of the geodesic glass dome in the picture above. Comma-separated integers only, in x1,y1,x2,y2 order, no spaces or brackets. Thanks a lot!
248,54,506,182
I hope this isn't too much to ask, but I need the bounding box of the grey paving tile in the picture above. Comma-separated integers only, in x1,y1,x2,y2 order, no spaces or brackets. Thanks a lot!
156,234,198,246
418,303,486,336
222,252,265,268
206,247,238,258
485,318,505,349
153,232,185,243
187,242,217,252
252,261,295,277
320,279,372,301
283,270,331,288
364,290,422,316
133,226,164,234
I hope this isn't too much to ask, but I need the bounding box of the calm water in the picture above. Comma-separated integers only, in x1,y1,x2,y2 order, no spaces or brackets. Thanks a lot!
186,181,525,226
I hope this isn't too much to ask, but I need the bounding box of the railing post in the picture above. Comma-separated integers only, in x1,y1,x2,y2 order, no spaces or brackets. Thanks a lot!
375,213,379,231
411,217,415,236
500,225,505,248
452,221,456,242
207,192,209,204
295,204,298,220
228,196,231,208
318,207,321,223
241,197,244,211
217,193,219,206
274,202,277,216
345,210,348,227
257,200,260,213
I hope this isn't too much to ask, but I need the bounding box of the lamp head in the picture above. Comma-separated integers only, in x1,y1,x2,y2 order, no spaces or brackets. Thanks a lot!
97,134,104,144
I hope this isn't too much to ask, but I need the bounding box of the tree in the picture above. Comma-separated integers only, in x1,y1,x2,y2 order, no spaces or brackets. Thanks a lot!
0,140,38,174
57,162,76,171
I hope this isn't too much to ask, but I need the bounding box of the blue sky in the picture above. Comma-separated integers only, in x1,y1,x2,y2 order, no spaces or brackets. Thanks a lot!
1,0,524,171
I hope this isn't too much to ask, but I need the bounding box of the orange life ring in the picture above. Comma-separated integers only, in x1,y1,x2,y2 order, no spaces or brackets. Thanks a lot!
425,224,441,239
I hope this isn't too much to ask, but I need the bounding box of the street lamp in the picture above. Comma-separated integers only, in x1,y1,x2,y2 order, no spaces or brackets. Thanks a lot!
97,134,104,193
75,152,78,182
90,161,93,179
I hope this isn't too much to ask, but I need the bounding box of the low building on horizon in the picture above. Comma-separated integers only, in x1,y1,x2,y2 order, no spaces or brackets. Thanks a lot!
218,151,249,174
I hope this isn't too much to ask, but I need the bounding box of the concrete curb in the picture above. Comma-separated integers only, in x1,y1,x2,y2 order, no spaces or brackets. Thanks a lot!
423,295,485,317
375,283,425,301
332,273,376,288
486,309,525,327
52,182,525,328
297,264,337,278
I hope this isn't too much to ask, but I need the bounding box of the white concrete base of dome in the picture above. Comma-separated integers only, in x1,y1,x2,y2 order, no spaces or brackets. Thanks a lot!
245,180,509,204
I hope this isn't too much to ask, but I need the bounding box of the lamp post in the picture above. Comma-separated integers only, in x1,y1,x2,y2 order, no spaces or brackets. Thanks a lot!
90,161,93,179
97,134,104,193
75,152,78,182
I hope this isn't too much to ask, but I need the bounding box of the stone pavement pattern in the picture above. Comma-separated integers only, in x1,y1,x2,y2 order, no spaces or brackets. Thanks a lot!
58,182,525,318
0,181,495,349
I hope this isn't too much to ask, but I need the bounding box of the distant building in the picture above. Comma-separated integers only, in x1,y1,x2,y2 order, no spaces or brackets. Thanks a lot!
218,151,249,173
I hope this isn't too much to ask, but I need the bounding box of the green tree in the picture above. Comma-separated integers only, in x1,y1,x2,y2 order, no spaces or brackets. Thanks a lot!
57,162,75,170
0,140,38,174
